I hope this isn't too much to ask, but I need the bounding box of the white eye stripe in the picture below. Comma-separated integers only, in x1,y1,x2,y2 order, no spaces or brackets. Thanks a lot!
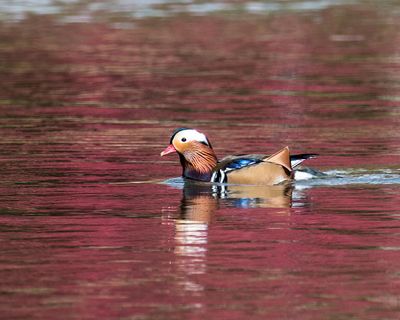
175,129,209,145
184,130,208,143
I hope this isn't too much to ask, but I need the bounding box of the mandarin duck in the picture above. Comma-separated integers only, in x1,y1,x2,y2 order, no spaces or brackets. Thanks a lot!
161,128,317,185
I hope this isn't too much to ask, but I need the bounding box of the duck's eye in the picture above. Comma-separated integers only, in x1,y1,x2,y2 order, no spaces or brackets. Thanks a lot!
181,137,187,142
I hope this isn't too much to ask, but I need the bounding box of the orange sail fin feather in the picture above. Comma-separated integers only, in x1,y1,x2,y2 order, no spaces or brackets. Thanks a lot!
264,146,292,172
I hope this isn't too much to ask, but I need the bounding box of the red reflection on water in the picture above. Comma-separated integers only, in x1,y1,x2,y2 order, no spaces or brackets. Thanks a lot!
0,2,400,320
2,185,400,319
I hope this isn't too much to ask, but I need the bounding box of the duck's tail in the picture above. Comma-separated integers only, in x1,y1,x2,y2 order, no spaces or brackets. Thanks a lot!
290,153,318,168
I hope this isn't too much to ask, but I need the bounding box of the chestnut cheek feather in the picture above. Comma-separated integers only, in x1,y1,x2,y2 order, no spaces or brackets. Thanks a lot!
183,143,218,174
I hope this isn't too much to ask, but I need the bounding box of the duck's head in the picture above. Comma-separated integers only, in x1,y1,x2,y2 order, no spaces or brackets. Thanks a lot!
161,128,218,181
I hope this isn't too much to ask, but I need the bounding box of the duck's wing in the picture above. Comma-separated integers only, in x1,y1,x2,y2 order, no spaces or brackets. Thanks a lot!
211,155,263,183
211,147,293,185
219,154,265,163
220,152,318,169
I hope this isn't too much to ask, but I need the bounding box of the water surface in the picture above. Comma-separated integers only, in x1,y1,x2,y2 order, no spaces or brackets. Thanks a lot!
1,1,400,319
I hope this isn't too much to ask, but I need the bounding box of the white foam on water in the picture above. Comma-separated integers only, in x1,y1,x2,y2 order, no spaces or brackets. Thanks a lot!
296,168,400,187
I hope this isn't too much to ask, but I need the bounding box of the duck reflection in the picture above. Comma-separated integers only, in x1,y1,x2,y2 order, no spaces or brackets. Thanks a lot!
179,180,293,220
169,180,293,295
173,184,214,294
174,220,208,293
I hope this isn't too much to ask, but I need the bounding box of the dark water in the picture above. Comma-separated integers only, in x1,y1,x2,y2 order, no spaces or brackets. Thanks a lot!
1,1,400,319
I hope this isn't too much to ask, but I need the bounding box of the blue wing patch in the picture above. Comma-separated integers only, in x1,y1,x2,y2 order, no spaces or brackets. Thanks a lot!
225,158,260,170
